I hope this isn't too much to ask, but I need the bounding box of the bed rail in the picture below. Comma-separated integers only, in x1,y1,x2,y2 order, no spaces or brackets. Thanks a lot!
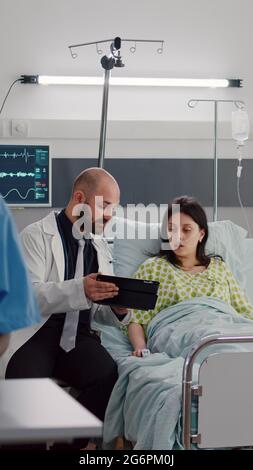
182,333,253,449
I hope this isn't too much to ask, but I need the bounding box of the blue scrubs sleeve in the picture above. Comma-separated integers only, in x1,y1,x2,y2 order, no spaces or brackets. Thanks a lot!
0,199,40,333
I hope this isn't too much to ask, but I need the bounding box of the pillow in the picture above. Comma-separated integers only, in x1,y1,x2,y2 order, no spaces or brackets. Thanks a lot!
111,217,160,277
237,238,253,303
112,217,248,285
205,220,247,286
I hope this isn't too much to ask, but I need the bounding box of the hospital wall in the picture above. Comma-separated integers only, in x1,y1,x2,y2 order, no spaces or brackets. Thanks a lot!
1,0,253,232
0,119,251,233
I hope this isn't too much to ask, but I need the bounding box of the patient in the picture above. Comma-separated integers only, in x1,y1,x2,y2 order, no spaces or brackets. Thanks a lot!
128,196,253,356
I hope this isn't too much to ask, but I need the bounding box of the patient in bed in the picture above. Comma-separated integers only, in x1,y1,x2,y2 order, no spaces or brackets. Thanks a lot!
128,196,253,357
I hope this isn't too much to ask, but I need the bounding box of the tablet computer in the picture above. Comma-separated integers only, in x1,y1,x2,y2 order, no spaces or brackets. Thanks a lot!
96,274,159,310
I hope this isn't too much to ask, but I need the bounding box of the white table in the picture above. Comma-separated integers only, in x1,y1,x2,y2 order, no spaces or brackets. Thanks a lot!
0,378,102,443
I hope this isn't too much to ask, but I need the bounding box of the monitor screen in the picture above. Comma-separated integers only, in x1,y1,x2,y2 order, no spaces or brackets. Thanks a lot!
0,145,51,206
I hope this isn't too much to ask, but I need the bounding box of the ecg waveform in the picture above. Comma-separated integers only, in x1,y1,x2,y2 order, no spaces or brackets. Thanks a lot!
0,145,50,204
0,149,35,164
1,188,36,200
0,172,35,178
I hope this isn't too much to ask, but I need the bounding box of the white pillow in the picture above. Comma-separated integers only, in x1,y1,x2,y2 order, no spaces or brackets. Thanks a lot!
240,239,253,303
112,217,247,284
111,217,160,277
205,220,247,286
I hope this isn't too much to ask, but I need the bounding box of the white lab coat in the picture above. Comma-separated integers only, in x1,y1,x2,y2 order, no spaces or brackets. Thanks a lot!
21,211,130,330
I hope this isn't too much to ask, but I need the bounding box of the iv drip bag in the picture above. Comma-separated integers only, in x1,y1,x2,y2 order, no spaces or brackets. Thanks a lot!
232,109,250,142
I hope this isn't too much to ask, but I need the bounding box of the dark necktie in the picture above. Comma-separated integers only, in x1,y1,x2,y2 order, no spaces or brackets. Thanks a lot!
83,237,99,275
77,236,99,333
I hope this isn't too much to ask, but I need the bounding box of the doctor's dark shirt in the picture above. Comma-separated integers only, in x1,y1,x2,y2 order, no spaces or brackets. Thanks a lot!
56,209,99,334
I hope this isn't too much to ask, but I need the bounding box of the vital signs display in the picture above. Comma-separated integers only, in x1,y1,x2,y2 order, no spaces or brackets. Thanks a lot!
0,145,51,206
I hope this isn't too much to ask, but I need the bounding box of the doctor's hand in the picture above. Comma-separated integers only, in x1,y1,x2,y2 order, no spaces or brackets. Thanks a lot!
83,273,119,302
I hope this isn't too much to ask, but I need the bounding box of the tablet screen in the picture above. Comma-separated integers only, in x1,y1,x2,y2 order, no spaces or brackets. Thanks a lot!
96,274,159,310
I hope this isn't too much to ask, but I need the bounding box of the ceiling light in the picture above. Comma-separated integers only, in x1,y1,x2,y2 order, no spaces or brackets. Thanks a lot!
20,75,242,88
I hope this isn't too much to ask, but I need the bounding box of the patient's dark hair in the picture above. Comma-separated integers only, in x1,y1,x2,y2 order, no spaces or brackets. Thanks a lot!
158,195,214,268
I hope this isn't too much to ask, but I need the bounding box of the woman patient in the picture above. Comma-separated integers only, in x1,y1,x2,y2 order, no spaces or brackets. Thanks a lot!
128,196,253,356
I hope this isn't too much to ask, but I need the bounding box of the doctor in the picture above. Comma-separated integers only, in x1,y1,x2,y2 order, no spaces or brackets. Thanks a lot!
6,168,129,432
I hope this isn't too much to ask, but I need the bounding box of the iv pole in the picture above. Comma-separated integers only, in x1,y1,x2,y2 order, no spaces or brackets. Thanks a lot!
188,99,245,221
68,37,164,168
98,37,124,168
98,67,111,168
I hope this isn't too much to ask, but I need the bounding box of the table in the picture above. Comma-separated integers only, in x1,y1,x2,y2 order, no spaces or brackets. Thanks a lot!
0,378,102,443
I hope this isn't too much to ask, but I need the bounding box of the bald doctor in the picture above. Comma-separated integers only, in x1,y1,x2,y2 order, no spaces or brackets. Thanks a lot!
6,168,129,445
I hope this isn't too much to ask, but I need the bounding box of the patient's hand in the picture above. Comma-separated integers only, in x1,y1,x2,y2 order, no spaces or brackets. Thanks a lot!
132,349,146,357
128,323,147,357
132,348,150,358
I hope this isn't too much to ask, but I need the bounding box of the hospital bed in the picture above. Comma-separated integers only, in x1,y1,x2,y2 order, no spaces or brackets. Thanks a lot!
100,217,253,450
182,333,253,449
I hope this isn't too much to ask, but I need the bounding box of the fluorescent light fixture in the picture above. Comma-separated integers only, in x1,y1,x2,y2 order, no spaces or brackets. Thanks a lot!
20,75,242,88
39,76,103,85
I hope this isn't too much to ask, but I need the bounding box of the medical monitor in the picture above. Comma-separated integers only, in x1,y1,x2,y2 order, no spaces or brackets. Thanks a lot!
0,145,51,207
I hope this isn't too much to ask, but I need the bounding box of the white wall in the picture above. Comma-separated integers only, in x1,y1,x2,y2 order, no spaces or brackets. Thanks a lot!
1,119,253,158
1,0,252,123
1,0,253,232
1,0,252,152
2,118,253,233
1,0,252,153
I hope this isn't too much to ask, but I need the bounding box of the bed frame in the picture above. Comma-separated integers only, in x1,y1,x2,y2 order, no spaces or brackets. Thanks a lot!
182,334,253,449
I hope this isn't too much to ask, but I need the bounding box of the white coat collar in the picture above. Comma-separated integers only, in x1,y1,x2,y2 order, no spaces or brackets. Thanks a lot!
42,210,60,235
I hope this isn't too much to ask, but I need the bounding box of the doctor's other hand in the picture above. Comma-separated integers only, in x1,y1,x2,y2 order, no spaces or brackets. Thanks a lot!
111,306,129,315
83,273,119,302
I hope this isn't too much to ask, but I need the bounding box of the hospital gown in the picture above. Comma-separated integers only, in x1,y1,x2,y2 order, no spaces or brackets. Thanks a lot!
0,197,40,333
130,256,253,326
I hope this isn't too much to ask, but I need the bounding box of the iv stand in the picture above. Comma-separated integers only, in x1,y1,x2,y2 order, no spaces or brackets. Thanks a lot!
69,36,164,169
97,38,126,168
98,65,113,168
188,99,245,221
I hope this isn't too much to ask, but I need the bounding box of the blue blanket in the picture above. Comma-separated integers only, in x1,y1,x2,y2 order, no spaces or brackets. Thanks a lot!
147,297,253,359
101,297,253,449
